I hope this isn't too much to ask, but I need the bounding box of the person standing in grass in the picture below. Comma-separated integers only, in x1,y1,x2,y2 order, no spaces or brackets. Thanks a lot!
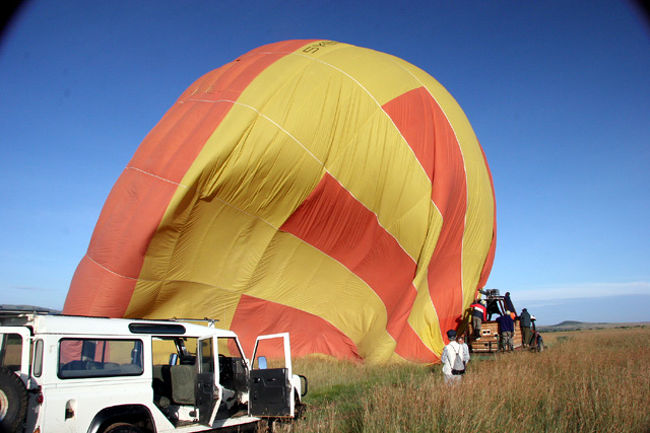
457,336,470,366
496,314,507,351
519,308,532,348
441,330,470,383
497,312,515,351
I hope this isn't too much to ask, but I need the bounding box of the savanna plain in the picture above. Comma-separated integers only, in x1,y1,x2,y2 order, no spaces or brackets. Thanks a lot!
264,327,650,433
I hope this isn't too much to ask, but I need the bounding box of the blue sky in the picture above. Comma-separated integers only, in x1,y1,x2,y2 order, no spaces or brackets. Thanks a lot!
1,1,648,325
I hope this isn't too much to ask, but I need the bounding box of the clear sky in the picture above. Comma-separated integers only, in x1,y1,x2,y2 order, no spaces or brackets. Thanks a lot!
1,1,648,325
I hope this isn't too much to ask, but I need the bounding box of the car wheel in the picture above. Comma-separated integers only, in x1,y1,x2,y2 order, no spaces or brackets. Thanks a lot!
103,423,144,433
0,367,28,433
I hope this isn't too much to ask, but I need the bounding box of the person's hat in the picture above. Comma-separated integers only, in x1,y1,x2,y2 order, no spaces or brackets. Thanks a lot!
446,329,457,339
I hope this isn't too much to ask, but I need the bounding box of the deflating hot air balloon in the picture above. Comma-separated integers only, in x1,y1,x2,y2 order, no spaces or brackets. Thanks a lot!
64,40,496,363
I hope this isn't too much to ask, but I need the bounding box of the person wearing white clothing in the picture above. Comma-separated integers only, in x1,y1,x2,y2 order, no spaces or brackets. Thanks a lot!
440,329,470,384
458,336,470,363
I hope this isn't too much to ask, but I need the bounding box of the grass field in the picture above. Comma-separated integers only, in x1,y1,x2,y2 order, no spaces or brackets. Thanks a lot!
268,326,650,433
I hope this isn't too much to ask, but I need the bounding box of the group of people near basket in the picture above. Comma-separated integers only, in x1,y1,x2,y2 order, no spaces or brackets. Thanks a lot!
469,292,536,351
440,293,540,383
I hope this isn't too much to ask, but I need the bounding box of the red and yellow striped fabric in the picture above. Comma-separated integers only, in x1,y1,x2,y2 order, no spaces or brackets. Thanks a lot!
64,40,496,363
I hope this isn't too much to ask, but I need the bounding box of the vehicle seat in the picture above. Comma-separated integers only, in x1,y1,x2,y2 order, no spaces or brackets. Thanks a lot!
170,365,196,405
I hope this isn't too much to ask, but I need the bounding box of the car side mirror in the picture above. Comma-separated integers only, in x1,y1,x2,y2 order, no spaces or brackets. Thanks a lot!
258,356,267,369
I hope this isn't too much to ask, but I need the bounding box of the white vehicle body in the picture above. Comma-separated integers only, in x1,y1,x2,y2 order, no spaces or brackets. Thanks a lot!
0,311,306,433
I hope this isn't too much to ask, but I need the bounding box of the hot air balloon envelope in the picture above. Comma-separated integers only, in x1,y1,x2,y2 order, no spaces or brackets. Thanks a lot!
65,40,496,363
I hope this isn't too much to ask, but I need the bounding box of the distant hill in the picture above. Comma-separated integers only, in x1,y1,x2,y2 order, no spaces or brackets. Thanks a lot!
554,320,589,326
539,320,649,332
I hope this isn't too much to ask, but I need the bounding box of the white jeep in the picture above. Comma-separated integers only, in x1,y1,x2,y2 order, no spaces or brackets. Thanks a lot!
0,310,307,433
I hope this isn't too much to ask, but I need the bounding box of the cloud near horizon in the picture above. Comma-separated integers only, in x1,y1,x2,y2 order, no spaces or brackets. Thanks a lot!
513,281,650,303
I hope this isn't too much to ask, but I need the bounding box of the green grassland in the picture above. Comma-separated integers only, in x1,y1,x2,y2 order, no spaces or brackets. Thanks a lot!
269,326,650,433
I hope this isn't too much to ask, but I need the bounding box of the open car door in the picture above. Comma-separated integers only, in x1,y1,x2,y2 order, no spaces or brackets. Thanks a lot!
249,332,294,418
196,336,221,426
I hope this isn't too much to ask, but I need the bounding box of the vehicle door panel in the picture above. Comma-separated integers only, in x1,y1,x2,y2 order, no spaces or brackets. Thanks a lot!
249,333,293,417
196,336,220,426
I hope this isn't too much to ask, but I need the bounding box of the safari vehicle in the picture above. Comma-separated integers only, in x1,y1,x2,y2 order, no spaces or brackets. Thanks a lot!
0,309,307,433
465,289,523,353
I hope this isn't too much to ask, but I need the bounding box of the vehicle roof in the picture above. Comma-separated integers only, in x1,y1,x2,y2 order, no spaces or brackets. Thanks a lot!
0,313,237,338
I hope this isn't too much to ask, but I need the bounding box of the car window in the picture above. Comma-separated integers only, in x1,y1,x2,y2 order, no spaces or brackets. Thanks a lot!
33,339,43,377
217,337,244,359
252,337,286,369
0,333,23,371
58,339,143,378
151,337,197,365
199,338,214,373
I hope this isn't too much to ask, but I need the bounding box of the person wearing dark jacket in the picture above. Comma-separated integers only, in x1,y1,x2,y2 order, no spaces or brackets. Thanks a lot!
519,308,532,347
496,313,515,351
504,292,517,316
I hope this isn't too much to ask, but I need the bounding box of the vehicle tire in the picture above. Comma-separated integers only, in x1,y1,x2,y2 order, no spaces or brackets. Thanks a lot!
0,367,28,433
103,423,144,433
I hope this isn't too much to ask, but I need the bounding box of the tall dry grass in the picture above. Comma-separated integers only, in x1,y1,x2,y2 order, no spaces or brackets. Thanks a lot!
273,327,650,433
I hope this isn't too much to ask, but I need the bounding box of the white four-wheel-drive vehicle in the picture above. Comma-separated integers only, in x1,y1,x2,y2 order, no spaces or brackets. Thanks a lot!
0,310,307,433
